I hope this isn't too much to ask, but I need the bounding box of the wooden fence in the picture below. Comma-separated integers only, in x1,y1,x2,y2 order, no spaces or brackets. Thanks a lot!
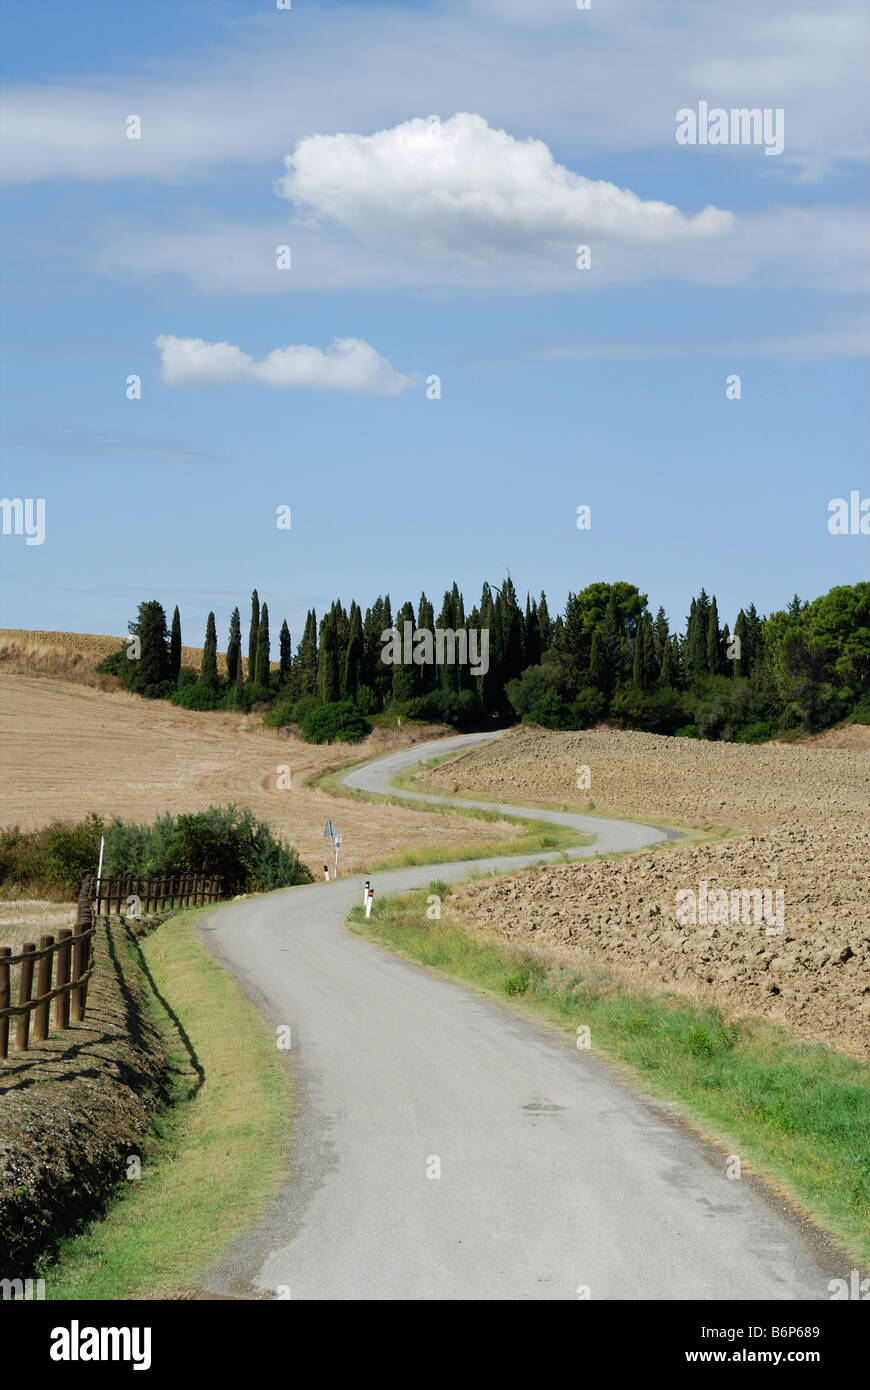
92,872,226,917
0,876,95,1061
1,871,228,1060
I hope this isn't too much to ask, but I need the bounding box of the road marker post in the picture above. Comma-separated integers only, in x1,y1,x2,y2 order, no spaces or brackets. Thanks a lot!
365,889,374,919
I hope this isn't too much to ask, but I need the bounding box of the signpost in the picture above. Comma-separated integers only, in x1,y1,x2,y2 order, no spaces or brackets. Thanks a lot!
324,819,340,879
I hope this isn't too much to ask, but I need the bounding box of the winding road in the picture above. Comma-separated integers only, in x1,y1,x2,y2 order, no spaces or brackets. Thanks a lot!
196,733,836,1300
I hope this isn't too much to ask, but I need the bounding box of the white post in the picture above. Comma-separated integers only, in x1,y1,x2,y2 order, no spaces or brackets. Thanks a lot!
363,879,370,908
365,889,374,919
96,834,105,898
323,864,330,882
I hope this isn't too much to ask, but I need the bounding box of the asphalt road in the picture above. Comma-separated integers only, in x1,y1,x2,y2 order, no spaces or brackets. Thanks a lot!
197,733,836,1300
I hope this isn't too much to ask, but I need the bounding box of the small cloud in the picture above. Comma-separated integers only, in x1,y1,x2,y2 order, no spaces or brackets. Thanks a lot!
155,334,416,396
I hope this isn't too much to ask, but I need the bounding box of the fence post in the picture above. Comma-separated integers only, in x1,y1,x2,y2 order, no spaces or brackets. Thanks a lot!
33,935,55,1042
71,881,92,1024
55,929,73,1030
16,943,36,1051
0,945,10,1060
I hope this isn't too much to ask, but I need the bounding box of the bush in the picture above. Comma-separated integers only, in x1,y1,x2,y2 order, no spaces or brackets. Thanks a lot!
0,807,313,898
171,682,223,711
849,695,870,725
609,686,686,735
300,701,371,745
0,813,105,898
102,805,312,893
405,688,483,730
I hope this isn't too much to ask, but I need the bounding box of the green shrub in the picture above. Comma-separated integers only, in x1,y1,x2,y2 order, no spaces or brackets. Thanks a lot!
0,807,312,899
300,701,370,745
171,682,222,711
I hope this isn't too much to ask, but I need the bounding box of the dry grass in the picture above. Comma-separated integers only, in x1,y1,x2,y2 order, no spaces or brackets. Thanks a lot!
0,903,76,955
0,628,276,683
0,673,531,877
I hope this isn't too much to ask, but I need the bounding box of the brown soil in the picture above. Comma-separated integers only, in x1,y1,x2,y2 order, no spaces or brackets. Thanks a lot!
418,727,870,1056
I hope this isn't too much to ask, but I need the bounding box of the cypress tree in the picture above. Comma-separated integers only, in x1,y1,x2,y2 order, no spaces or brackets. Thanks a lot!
417,592,436,693
279,619,292,683
317,611,340,703
255,602,270,688
733,609,748,678
201,611,219,692
538,592,553,651
127,600,170,692
344,603,363,700
170,606,182,682
524,596,542,669
248,589,260,682
295,610,318,696
706,596,722,675
392,600,417,702
652,607,669,671
632,617,646,689
226,607,241,684
660,633,676,687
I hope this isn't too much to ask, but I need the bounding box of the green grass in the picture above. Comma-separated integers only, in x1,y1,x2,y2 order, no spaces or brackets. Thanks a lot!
350,886,870,1266
40,905,289,1299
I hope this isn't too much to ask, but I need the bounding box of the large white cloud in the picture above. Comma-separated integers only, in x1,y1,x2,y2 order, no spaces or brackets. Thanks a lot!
278,113,733,262
155,334,416,396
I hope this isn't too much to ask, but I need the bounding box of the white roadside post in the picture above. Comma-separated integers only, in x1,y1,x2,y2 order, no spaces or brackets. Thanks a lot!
96,834,105,901
363,878,370,908
365,888,374,920
323,864,330,882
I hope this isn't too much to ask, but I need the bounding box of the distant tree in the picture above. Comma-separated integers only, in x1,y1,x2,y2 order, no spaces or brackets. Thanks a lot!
200,612,219,692
170,606,182,681
279,618,292,684
295,610,318,697
343,603,363,700
127,600,170,692
706,596,723,675
226,607,242,684
318,611,340,703
248,589,260,682
392,600,418,702
255,602,271,688
537,591,553,651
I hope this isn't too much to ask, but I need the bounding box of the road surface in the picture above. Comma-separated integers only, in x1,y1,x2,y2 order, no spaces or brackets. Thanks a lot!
197,733,837,1300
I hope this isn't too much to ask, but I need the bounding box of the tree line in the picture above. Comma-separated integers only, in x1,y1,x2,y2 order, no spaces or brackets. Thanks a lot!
98,577,870,743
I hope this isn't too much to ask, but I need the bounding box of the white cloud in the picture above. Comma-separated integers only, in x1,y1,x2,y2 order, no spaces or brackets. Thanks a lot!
278,113,733,261
155,334,416,396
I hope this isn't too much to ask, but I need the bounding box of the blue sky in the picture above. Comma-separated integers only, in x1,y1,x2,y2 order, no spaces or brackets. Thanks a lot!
1,0,868,651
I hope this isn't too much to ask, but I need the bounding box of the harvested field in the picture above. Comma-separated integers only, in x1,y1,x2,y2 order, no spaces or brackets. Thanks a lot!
417,725,870,833
0,674,524,878
418,727,870,1057
0,628,258,683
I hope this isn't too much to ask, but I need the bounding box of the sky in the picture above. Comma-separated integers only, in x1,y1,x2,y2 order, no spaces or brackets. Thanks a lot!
1,0,868,650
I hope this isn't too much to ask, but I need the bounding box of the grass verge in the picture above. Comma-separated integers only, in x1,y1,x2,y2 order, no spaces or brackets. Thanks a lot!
40,905,289,1299
349,886,870,1266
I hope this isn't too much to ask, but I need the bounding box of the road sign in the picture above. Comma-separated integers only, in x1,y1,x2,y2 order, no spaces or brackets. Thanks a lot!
323,819,340,877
